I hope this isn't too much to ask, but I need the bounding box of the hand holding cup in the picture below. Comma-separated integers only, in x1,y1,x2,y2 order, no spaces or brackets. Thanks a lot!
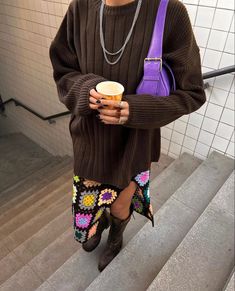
89,81,129,125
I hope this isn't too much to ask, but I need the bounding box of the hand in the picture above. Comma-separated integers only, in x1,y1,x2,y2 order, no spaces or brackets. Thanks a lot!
97,99,129,125
88,88,129,125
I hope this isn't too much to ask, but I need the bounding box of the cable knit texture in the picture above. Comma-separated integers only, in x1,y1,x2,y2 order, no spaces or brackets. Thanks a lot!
49,0,206,189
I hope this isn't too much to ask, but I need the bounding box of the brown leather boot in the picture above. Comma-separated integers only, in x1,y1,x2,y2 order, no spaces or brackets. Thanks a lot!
82,209,110,252
98,208,133,272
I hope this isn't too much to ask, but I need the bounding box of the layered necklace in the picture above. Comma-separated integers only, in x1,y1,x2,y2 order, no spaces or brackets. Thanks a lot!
99,0,143,65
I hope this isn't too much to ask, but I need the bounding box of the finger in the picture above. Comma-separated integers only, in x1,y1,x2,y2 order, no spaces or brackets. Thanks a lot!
99,114,119,124
99,99,128,108
101,119,118,125
120,108,129,117
99,113,128,124
89,96,101,104
90,89,104,99
97,108,121,117
100,114,128,125
89,103,105,110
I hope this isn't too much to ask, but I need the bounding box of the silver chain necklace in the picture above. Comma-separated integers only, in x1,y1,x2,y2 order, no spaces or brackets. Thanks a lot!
99,0,142,65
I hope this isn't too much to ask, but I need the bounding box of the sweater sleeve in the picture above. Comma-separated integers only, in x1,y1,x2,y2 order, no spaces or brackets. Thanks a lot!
49,2,107,116
122,0,206,129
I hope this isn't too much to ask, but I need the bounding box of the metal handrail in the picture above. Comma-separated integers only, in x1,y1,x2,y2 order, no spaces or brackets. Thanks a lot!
203,65,235,80
0,98,69,124
0,65,234,124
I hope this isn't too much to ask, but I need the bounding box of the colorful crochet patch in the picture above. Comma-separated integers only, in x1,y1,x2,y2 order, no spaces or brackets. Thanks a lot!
73,175,80,183
132,196,144,213
88,221,99,239
74,229,86,243
72,184,77,203
75,213,92,229
143,187,150,203
136,186,144,198
93,207,105,223
98,188,117,206
79,190,99,210
134,170,150,186
83,179,102,188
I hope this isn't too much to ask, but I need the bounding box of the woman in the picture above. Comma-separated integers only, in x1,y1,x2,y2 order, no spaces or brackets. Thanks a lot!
49,0,206,272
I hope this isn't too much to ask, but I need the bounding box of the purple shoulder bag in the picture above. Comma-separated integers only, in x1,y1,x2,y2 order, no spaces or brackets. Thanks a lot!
136,0,176,96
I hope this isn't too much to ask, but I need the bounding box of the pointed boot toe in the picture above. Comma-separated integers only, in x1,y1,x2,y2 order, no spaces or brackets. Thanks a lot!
98,210,132,271
98,241,123,271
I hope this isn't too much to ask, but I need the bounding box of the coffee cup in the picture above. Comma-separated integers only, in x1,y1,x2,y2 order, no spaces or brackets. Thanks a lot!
96,81,125,110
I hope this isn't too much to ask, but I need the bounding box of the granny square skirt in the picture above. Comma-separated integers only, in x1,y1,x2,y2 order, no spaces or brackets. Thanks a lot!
71,169,154,243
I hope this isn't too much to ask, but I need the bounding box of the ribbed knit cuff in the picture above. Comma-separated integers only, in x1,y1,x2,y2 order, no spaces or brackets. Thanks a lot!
122,93,180,129
75,74,108,116
122,94,139,127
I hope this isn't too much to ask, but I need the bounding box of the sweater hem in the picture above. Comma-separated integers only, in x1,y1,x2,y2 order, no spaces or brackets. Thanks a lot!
73,162,152,190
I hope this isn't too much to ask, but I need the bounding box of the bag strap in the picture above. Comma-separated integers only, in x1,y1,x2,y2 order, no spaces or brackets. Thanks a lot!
139,0,176,92
143,0,169,81
147,0,169,60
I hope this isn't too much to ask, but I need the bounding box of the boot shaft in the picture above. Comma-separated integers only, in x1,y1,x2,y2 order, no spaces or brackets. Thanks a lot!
107,211,132,246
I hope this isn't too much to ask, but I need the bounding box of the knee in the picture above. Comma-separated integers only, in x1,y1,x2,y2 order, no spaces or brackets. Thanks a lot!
110,204,130,220
110,201,127,216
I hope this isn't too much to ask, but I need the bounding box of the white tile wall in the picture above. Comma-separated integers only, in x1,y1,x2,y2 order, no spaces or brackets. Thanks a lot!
165,0,235,160
0,0,234,160
0,0,73,155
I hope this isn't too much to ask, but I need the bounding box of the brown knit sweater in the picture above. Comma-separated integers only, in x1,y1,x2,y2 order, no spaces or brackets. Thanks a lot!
49,0,206,189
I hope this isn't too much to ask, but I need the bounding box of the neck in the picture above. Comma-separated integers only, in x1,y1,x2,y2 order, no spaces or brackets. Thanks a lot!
105,0,135,6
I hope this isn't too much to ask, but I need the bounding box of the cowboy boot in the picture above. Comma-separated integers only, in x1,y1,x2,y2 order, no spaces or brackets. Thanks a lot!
82,209,110,252
98,206,133,272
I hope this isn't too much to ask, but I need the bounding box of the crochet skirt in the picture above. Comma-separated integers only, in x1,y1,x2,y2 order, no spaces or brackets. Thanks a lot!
71,169,154,243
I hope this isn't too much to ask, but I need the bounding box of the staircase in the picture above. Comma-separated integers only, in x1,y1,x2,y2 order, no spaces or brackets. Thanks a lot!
0,133,234,291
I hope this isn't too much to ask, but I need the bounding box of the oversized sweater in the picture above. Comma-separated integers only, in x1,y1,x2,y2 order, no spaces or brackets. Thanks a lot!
49,0,206,189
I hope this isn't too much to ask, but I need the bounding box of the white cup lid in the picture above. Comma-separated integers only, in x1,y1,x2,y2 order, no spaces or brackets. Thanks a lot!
96,81,124,96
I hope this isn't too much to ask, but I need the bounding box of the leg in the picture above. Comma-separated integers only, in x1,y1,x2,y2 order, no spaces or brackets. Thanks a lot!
110,180,138,220
97,181,137,271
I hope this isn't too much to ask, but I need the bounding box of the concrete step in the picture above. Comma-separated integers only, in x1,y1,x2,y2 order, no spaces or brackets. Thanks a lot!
0,183,74,284
14,209,75,267
0,179,72,252
0,156,56,195
0,170,73,242
0,133,55,193
33,153,202,291
0,161,72,230
223,270,234,291
0,209,76,286
147,170,234,291
0,156,71,205
149,153,174,179
0,155,71,207
0,264,44,291
85,151,234,291
0,133,50,160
